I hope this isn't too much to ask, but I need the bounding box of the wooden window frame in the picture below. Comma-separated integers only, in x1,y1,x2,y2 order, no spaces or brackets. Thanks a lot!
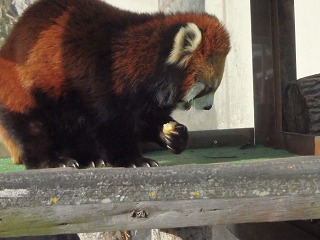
251,0,320,155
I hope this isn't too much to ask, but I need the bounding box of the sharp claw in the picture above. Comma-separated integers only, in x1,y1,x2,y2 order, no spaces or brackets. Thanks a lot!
167,145,174,151
165,134,172,139
150,161,159,167
70,161,79,168
170,130,180,135
70,160,79,168
88,162,95,168
165,135,175,143
166,145,181,154
96,159,106,168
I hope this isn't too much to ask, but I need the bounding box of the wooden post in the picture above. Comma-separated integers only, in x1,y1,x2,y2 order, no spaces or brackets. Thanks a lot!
251,0,297,149
250,0,276,146
270,0,296,150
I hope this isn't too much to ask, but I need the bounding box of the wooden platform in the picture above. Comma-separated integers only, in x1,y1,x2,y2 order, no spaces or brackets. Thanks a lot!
0,151,320,238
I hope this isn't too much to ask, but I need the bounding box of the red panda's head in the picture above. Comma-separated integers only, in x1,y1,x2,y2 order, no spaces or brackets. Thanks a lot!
165,15,230,110
112,13,230,111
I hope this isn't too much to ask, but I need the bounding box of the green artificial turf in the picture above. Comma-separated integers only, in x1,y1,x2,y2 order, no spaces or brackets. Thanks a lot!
0,145,296,173
0,158,25,172
145,145,297,166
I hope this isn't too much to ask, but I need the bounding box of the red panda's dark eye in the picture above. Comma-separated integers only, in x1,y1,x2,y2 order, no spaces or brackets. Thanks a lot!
184,102,192,110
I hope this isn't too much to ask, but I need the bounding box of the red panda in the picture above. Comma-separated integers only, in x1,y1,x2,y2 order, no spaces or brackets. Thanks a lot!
0,0,230,169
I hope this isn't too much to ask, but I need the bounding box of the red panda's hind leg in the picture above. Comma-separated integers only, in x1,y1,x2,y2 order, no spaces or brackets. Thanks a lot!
1,110,80,169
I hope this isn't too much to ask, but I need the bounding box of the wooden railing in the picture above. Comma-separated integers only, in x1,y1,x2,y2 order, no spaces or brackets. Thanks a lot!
0,156,320,238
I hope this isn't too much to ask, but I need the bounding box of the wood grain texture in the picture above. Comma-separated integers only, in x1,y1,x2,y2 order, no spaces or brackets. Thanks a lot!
283,74,320,134
0,156,320,237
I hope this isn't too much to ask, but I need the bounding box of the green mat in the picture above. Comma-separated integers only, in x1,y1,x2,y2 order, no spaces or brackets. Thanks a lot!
145,145,297,166
0,158,25,172
0,145,296,173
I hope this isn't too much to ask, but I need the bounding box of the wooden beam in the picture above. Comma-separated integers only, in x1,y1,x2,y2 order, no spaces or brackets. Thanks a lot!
1,156,320,237
158,0,205,13
282,131,320,156
282,132,315,155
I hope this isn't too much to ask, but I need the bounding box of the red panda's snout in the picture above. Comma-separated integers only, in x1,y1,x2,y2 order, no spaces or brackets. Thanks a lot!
176,55,228,111
190,54,228,110
177,81,215,111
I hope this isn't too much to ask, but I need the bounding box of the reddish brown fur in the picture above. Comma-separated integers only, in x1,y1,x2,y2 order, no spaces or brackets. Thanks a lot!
112,13,230,94
0,11,70,114
16,13,69,99
0,124,21,164
0,9,70,163
112,20,163,94
163,14,230,92
0,0,230,167
0,59,35,113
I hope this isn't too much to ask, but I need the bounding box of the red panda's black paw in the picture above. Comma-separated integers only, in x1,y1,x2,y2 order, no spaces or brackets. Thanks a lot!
130,158,159,168
163,124,188,154
52,157,80,168
85,159,106,168
114,158,159,168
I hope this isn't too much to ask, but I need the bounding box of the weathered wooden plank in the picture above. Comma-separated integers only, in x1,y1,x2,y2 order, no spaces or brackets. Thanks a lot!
0,156,320,237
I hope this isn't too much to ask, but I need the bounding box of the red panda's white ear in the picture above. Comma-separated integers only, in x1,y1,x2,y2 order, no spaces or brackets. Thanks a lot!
167,23,202,68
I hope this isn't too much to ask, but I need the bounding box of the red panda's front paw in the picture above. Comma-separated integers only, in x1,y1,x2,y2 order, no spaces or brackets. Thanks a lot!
51,157,80,168
85,159,106,168
114,157,159,168
162,123,188,154
132,158,159,168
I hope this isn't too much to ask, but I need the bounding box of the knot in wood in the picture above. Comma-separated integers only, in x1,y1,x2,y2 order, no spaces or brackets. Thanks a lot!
131,210,148,219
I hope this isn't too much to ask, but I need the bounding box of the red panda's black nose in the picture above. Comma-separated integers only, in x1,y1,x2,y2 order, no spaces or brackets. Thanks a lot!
203,106,212,110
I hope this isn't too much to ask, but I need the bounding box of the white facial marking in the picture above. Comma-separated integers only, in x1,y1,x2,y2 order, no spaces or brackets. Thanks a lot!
192,92,214,110
176,82,215,111
183,82,205,102
167,23,202,68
